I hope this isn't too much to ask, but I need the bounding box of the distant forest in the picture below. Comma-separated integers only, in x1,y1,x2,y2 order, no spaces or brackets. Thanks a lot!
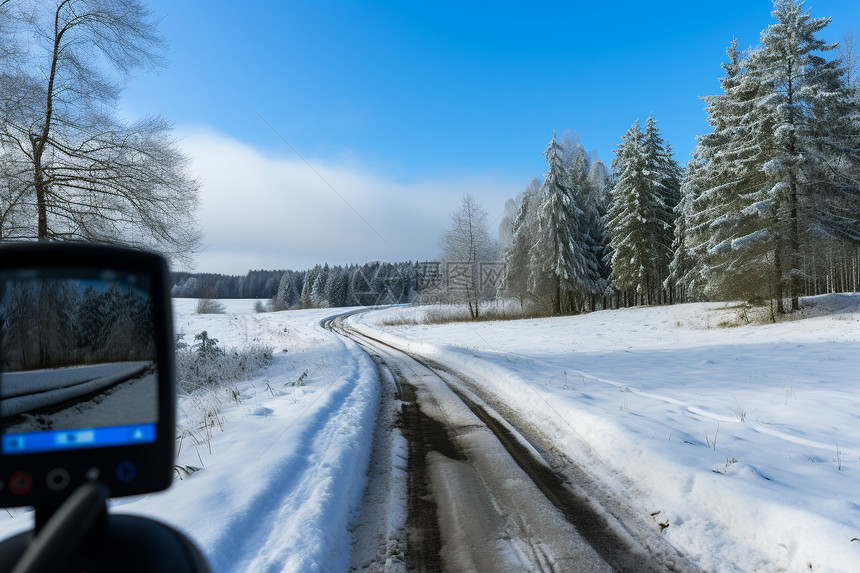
171,261,449,309
172,270,284,300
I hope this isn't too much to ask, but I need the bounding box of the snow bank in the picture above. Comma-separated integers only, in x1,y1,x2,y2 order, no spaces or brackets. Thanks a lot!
349,295,860,572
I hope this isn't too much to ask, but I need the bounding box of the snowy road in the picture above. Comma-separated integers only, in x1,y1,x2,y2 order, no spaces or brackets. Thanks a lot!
334,315,695,572
1,362,157,429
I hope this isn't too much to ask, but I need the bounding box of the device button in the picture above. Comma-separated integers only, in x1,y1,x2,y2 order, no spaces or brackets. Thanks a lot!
116,461,136,483
4,436,25,452
55,430,95,447
9,472,33,495
46,468,71,492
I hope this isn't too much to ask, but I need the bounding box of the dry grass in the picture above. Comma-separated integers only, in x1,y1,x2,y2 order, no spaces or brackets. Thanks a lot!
708,301,821,328
700,295,855,329
380,303,557,326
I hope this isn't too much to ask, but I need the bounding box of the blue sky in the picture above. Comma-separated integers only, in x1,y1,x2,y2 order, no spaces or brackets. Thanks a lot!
121,1,860,274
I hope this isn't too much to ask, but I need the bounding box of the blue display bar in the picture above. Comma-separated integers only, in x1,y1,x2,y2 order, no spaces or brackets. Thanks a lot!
2,424,156,455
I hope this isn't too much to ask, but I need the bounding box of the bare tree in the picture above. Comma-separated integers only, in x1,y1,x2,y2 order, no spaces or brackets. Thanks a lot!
0,0,201,264
439,194,498,319
840,29,860,89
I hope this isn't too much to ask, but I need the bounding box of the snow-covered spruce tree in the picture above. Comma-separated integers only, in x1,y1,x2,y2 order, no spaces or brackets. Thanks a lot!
275,271,302,310
370,263,402,306
662,144,683,219
587,158,613,304
310,264,329,308
566,143,608,310
607,122,648,306
750,0,860,311
299,265,318,309
695,2,860,312
324,266,349,308
661,144,685,303
606,118,678,306
557,133,612,308
688,38,775,305
528,131,601,315
642,115,679,303
668,153,708,302
503,178,541,308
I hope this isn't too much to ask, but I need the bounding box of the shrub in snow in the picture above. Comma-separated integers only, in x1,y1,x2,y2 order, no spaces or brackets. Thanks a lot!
195,297,225,314
176,332,273,392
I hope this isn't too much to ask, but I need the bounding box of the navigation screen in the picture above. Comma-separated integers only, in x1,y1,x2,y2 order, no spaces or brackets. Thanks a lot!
0,269,159,455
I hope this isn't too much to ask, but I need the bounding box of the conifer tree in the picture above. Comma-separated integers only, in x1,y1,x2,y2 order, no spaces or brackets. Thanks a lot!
684,35,776,305
587,159,613,300
324,267,347,308
606,118,679,305
668,154,707,302
693,2,860,311
642,114,680,302
311,264,329,307
503,178,541,307
300,266,318,308
607,122,649,305
529,131,596,314
566,144,607,310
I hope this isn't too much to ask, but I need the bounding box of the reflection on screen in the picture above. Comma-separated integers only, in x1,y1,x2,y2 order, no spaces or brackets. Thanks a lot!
0,269,159,454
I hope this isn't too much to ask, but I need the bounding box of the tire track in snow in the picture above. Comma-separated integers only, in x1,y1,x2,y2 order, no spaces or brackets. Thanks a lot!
336,317,692,572
203,326,379,572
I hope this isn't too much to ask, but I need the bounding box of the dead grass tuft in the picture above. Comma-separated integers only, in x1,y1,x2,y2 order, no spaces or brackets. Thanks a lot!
380,304,559,326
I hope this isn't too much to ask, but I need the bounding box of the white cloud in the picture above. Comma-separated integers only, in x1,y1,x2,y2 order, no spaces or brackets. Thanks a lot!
177,127,523,274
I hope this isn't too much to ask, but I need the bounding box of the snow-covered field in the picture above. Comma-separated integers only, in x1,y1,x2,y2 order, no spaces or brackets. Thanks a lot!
349,294,860,572
0,295,857,571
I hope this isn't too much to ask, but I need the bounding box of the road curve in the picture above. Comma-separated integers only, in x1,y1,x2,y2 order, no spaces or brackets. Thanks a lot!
329,313,697,573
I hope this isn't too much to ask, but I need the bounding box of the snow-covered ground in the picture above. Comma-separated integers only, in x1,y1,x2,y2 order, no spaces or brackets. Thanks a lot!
1,295,857,571
348,294,860,572
0,299,381,573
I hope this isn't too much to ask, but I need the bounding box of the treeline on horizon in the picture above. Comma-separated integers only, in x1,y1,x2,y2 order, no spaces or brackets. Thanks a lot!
172,262,437,309
172,270,284,300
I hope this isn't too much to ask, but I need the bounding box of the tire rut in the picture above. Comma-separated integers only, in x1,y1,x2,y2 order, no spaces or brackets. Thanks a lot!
445,383,662,572
355,347,450,572
335,318,697,572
